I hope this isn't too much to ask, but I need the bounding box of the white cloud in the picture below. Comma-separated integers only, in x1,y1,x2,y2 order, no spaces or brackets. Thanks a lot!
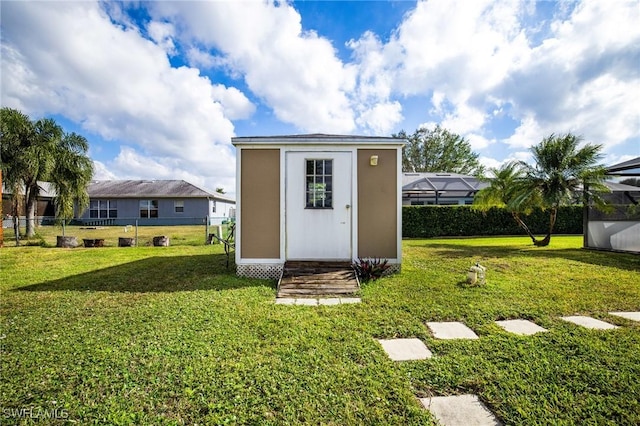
1,1,251,188
211,85,255,121
99,146,235,195
147,21,176,55
186,47,227,70
356,101,403,135
152,1,357,133
478,156,503,170
466,133,493,151
92,161,118,180
347,0,638,154
498,0,640,149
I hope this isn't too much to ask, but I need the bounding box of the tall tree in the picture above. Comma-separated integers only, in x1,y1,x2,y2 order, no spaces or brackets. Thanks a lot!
474,133,608,246
394,125,485,176
473,161,541,242
0,107,93,240
23,118,61,237
51,132,93,229
0,108,33,244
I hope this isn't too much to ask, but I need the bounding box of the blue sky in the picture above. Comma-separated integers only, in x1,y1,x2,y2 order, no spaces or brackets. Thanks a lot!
2,0,639,196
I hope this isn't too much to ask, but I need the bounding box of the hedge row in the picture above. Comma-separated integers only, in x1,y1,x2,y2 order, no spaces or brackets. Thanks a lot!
402,205,583,238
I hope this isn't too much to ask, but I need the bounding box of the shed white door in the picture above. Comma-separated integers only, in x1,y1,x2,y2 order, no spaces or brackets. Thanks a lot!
286,151,352,260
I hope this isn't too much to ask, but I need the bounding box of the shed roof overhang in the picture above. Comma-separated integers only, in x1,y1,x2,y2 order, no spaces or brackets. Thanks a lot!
232,133,404,146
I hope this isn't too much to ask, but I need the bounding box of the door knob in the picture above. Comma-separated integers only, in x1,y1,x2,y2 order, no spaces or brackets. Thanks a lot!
346,204,351,209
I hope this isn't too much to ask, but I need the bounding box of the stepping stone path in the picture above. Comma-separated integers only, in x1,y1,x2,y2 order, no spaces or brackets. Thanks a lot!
495,319,548,336
420,394,502,426
427,321,479,340
377,338,433,361
275,297,361,305
560,315,618,330
378,312,640,426
378,312,631,424
609,311,640,322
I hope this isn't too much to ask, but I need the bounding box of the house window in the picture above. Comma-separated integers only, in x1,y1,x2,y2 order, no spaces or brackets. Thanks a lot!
89,200,117,218
174,200,184,213
212,200,216,213
306,159,332,208
140,200,158,218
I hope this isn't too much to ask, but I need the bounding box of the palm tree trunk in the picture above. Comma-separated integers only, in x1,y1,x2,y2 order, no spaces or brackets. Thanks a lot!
533,208,558,247
0,169,3,248
511,212,540,244
25,185,37,238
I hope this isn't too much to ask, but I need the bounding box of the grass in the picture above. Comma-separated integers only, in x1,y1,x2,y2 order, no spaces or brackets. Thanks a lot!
1,234,639,424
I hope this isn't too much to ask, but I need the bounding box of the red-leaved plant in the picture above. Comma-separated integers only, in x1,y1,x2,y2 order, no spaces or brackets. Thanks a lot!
352,258,390,283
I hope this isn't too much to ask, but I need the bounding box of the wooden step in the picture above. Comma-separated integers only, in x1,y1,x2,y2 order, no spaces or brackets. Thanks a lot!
277,261,359,298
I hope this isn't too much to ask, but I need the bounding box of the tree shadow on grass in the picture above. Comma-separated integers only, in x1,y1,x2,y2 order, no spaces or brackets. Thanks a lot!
418,243,640,273
16,254,276,293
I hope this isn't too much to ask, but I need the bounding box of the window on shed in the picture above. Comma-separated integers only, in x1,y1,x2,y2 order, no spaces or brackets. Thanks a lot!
305,159,333,208
174,200,184,213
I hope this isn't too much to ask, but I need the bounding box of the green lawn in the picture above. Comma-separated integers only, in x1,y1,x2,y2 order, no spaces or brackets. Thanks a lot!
1,235,639,424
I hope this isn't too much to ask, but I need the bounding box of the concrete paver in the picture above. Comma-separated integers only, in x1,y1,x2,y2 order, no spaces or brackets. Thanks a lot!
495,319,548,336
420,394,502,426
560,315,618,330
377,338,433,361
318,298,341,305
427,321,479,339
295,298,318,306
275,297,361,305
609,311,640,322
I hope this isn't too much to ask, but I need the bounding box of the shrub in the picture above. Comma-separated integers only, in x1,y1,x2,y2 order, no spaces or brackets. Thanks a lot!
352,258,390,283
402,205,582,238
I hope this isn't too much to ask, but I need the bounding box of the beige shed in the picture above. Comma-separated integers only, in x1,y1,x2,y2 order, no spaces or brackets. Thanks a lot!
231,134,404,279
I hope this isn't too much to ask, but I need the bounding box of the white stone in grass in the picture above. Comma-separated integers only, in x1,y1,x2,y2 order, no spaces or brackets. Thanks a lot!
340,298,361,304
318,298,341,305
495,319,548,336
275,298,295,305
427,322,479,340
295,298,318,306
609,312,640,322
561,315,618,330
420,394,502,426
377,338,432,361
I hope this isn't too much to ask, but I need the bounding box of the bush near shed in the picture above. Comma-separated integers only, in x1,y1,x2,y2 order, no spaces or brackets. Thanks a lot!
402,205,582,238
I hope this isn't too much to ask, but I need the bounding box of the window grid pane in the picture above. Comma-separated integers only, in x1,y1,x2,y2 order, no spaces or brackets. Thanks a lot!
305,159,333,208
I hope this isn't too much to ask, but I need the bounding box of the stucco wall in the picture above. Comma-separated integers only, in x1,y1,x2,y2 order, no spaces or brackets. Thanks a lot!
240,149,280,259
357,149,397,258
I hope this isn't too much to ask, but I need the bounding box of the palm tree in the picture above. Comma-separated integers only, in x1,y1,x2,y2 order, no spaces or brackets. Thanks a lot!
1,107,33,244
51,132,93,234
474,133,608,246
23,118,61,237
517,133,608,246
1,107,94,241
473,161,542,243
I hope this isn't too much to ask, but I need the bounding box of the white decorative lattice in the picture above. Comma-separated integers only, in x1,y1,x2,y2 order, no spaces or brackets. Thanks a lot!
384,264,401,275
236,264,284,280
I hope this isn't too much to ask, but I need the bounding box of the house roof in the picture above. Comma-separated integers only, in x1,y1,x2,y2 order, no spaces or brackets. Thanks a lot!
87,180,235,203
402,173,489,194
1,181,56,198
606,157,640,175
232,133,404,145
603,181,640,192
